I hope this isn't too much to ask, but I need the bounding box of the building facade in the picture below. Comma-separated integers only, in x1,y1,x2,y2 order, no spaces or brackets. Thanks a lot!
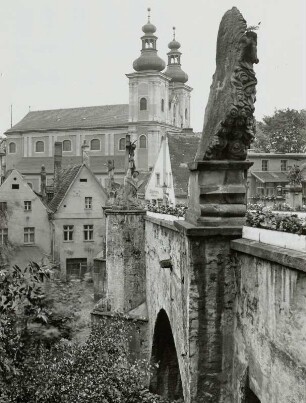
0,169,51,259
4,11,192,192
49,163,107,279
247,151,306,202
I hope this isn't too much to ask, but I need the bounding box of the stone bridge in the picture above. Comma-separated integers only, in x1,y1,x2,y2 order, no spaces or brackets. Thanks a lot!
93,204,306,403
92,7,306,403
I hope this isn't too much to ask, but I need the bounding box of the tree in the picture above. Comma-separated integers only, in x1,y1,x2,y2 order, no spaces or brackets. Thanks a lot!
1,265,181,403
252,108,306,153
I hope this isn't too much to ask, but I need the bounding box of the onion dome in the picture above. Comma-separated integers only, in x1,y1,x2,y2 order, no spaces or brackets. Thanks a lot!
164,27,188,84
133,8,166,72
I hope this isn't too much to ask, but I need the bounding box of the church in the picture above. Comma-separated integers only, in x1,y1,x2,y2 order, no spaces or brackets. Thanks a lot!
4,9,193,192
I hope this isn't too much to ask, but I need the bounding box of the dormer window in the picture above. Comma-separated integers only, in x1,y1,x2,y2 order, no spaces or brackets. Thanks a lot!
9,142,16,153
140,98,147,111
35,141,44,153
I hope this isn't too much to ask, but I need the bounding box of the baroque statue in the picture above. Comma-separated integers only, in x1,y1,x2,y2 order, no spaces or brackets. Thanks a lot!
196,7,259,161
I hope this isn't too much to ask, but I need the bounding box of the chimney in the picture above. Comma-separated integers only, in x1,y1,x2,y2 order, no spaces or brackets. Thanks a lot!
40,165,47,202
81,140,90,167
54,142,62,190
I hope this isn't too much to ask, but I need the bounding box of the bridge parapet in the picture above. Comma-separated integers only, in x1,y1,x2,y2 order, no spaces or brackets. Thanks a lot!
231,238,306,402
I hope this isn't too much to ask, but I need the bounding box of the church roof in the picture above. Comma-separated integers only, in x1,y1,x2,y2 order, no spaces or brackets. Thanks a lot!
168,132,199,198
13,155,125,174
5,104,129,134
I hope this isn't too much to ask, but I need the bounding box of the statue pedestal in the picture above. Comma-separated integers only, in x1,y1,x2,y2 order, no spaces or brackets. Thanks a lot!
185,160,253,228
285,185,303,210
175,159,253,403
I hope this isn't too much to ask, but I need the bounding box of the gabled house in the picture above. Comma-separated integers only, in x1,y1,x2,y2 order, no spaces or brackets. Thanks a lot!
49,163,108,279
0,169,51,266
145,132,199,205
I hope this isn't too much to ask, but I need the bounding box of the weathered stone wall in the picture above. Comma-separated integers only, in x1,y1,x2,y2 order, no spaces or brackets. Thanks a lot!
145,217,239,402
145,217,190,400
106,210,146,313
231,239,306,403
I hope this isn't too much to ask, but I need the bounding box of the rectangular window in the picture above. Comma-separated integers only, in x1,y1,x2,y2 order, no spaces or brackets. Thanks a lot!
12,184,19,190
80,178,87,182
24,227,35,244
281,160,288,171
24,201,32,211
63,225,74,241
0,228,8,244
156,173,160,186
83,225,93,241
261,160,269,171
85,197,92,209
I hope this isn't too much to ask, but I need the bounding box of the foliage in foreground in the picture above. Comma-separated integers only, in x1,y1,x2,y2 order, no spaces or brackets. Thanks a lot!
2,318,178,403
246,205,306,235
0,264,180,403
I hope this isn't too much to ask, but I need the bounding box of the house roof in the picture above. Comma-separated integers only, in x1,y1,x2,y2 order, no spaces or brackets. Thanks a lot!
13,155,125,174
5,104,129,134
251,171,290,183
167,133,199,197
48,165,82,212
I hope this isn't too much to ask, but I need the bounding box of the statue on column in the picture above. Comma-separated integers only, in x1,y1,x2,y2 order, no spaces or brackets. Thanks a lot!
123,136,141,208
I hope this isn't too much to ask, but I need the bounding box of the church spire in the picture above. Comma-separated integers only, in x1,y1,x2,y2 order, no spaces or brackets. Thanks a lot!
132,8,166,72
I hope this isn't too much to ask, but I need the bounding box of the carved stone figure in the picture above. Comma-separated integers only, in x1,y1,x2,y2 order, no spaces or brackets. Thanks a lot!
196,7,259,161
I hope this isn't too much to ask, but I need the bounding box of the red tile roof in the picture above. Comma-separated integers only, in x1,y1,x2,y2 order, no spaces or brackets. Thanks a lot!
5,104,129,134
168,133,199,197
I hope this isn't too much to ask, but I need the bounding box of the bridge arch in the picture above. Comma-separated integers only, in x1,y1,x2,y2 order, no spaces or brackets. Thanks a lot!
149,309,183,400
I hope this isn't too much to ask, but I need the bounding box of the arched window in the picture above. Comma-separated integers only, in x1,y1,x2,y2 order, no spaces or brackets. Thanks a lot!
9,142,16,153
140,97,147,111
35,141,44,153
63,139,72,152
90,139,100,150
161,99,164,112
139,135,147,149
119,137,126,151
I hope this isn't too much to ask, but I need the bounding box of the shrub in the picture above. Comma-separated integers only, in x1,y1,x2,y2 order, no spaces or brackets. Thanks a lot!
246,205,306,235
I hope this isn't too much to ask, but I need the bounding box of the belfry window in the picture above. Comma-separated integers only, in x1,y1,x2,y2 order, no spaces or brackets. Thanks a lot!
161,99,164,112
140,98,147,111
185,108,188,120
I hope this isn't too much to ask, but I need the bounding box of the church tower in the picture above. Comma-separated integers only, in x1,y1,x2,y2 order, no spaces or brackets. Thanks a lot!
126,8,172,171
126,10,193,171
164,27,193,129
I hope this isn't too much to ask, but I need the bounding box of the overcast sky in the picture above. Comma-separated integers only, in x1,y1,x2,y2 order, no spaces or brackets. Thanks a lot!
0,0,305,135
